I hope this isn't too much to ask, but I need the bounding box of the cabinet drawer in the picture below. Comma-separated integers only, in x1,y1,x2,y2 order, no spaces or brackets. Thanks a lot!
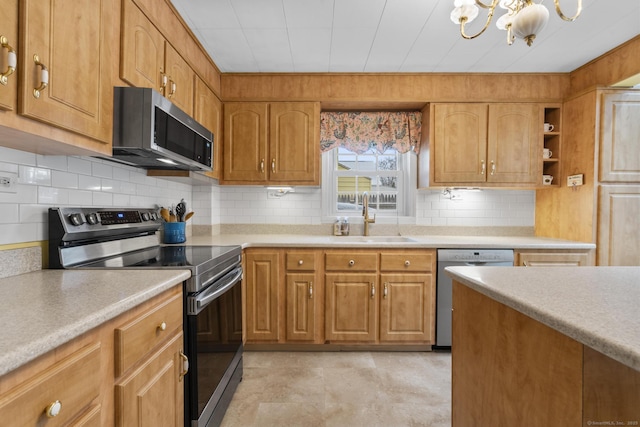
380,252,434,272
286,251,316,271
115,291,183,376
0,342,101,426
325,252,377,271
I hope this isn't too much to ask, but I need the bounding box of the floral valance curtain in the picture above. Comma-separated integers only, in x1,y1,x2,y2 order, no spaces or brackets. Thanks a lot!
320,111,422,154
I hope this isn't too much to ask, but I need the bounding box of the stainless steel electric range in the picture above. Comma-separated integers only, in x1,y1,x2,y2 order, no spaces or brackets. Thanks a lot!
48,207,243,427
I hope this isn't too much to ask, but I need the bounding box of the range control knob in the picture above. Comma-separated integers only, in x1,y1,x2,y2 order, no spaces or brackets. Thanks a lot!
68,213,85,226
141,212,150,221
86,213,99,225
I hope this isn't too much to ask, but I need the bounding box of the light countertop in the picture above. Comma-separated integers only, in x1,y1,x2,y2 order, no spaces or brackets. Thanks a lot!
0,269,190,377
186,234,596,250
445,266,640,372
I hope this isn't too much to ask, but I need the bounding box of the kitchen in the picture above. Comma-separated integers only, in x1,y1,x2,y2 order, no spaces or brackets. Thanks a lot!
1,0,640,426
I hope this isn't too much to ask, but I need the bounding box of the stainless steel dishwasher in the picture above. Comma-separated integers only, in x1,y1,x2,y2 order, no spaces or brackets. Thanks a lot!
435,249,514,349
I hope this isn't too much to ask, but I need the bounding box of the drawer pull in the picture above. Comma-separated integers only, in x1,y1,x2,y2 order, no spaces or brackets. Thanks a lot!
309,282,313,299
158,321,167,331
383,282,388,298
32,54,48,99
349,259,355,266
45,400,62,418
0,36,16,85
371,283,375,298
298,259,304,265
179,351,189,381
160,72,168,91
168,80,177,98
481,160,486,175
271,159,276,173
404,260,411,267
260,159,265,173
490,160,496,176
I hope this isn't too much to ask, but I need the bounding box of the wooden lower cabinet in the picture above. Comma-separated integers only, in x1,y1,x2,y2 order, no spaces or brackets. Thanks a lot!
244,248,436,347
515,249,594,266
0,284,185,427
325,272,378,342
245,249,281,342
114,332,185,427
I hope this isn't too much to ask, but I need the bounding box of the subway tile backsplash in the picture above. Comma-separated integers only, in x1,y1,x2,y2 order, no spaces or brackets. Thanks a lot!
0,146,192,245
0,145,535,245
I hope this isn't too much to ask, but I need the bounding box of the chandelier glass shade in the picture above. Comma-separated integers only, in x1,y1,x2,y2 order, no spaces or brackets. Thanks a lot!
450,0,582,46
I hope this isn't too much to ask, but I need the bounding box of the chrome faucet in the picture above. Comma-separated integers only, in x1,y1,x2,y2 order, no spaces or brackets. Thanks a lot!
362,192,376,236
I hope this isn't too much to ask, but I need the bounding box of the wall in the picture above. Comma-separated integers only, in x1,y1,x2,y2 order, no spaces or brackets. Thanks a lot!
0,146,192,245
0,144,535,246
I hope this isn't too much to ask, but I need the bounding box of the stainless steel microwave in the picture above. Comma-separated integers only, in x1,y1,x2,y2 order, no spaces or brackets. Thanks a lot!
110,87,213,171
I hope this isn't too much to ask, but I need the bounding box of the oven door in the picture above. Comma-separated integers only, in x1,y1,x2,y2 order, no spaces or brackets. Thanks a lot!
185,266,243,427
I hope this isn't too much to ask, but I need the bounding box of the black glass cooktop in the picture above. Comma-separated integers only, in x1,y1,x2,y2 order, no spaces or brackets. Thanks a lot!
79,245,241,273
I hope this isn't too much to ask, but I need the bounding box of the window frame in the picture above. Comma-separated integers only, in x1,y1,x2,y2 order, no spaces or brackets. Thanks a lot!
321,148,416,222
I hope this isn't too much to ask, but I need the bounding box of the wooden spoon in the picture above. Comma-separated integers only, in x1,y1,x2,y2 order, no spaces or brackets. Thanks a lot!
160,208,170,222
184,212,194,222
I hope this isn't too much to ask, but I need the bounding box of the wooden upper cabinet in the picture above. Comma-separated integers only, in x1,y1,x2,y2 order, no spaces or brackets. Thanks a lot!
433,103,488,184
121,0,194,115
599,91,640,183
120,0,164,90
223,102,320,185
0,0,18,111
269,102,320,183
223,102,269,182
432,103,540,186
194,76,222,180
164,43,194,116
18,0,113,144
487,104,540,184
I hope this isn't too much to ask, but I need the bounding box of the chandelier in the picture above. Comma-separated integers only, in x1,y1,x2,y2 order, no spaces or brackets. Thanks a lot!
450,0,582,46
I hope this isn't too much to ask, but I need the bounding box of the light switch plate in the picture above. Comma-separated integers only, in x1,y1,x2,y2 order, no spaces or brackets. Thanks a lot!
567,174,584,187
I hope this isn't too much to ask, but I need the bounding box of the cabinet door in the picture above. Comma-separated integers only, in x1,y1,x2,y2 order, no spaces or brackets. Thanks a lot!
269,102,320,184
599,91,640,183
245,250,280,342
487,104,540,184
285,273,317,342
379,273,434,343
597,185,640,266
325,273,377,342
223,102,269,182
115,332,184,427
0,0,18,111
194,76,222,180
433,104,488,183
164,43,194,116
19,0,113,143
120,0,165,90
516,251,592,267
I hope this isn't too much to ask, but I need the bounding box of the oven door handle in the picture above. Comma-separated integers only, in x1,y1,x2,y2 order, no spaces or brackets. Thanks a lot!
189,267,243,315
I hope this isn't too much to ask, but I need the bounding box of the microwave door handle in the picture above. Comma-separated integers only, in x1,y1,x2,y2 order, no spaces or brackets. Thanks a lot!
192,268,243,314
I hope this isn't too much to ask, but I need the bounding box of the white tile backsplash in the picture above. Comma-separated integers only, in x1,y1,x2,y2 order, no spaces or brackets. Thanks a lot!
0,145,537,245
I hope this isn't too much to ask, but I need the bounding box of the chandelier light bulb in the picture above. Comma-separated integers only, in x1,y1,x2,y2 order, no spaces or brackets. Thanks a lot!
511,3,550,45
450,4,480,24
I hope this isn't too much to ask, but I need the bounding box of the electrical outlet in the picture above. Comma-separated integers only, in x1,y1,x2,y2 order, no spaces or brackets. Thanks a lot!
567,174,584,187
0,172,18,193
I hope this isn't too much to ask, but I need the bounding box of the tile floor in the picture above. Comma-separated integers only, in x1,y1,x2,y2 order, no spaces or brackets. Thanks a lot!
220,351,452,427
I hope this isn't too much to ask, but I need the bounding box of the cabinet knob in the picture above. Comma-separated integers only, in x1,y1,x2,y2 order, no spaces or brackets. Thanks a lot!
32,54,48,99
45,400,62,418
349,259,355,266
404,260,411,267
158,322,167,331
298,259,304,265
0,36,16,86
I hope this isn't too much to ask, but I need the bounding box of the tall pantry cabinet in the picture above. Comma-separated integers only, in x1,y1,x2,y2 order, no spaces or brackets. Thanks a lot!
535,89,640,265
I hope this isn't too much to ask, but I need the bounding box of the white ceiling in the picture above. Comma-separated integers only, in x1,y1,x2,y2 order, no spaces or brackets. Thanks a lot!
170,0,640,74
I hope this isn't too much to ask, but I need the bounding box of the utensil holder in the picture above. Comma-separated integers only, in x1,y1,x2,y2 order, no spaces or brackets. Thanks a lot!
163,222,186,244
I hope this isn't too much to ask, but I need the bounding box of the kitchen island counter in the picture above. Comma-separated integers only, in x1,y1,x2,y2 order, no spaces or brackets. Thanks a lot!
446,266,640,426
0,269,190,376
